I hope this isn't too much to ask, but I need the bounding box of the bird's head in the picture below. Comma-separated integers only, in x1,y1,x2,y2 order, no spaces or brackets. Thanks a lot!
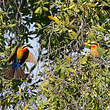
84,41,99,56
90,41,98,49
21,45,29,52
85,41,98,48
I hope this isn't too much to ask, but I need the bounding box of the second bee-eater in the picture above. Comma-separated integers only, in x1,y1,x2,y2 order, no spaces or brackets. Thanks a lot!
85,41,104,57
90,42,99,57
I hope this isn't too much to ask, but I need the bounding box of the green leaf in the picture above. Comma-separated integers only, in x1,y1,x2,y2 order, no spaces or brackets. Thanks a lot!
68,68,75,73
48,16,61,24
91,26,106,32
68,30,77,39
8,24,16,28
43,7,48,11
35,7,42,14
60,67,65,78
24,104,29,110
80,55,88,64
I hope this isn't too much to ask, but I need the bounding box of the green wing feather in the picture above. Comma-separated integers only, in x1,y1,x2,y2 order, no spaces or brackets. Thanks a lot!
97,47,104,57
7,45,19,63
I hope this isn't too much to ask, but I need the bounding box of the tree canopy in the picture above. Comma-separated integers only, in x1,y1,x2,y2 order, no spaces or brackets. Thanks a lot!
0,0,110,109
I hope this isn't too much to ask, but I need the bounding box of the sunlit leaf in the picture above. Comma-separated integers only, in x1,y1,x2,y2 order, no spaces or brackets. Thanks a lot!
19,87,22,94
35,7,42,14
48,16,61,24
43,7,48,11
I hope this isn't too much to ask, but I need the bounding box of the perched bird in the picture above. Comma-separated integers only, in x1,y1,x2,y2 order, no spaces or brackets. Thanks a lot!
85,41,104,57
90,42,99,57
3,44,37,79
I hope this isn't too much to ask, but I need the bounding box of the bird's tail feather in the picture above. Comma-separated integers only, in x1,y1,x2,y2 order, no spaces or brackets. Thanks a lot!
3,65,14,79
3,65,26,79
14,67,26,79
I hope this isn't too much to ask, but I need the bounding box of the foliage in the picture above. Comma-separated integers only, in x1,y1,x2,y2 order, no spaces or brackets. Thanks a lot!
0,0,110,109
41,55,110,109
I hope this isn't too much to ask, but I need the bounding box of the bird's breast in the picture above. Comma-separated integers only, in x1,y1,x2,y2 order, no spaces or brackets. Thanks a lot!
17,48,24,59
91,48,99,57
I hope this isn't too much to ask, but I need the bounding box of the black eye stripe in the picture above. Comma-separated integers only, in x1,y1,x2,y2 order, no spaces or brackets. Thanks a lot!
91,44,98,46
22,46,27,49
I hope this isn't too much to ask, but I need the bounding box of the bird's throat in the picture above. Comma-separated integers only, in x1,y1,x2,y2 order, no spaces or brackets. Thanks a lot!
17,48,24,59
91,45,99,57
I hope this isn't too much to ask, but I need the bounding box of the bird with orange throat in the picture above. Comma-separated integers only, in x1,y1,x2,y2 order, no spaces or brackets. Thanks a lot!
90,42,99,57
85,41,104,57
3,44,37,79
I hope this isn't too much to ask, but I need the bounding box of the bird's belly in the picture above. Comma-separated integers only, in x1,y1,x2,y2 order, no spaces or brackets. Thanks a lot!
91,50,99,57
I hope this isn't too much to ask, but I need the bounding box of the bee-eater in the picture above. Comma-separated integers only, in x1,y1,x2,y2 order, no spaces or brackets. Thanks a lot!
85,41,104,57
90,42,99,57
3,44,37,79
